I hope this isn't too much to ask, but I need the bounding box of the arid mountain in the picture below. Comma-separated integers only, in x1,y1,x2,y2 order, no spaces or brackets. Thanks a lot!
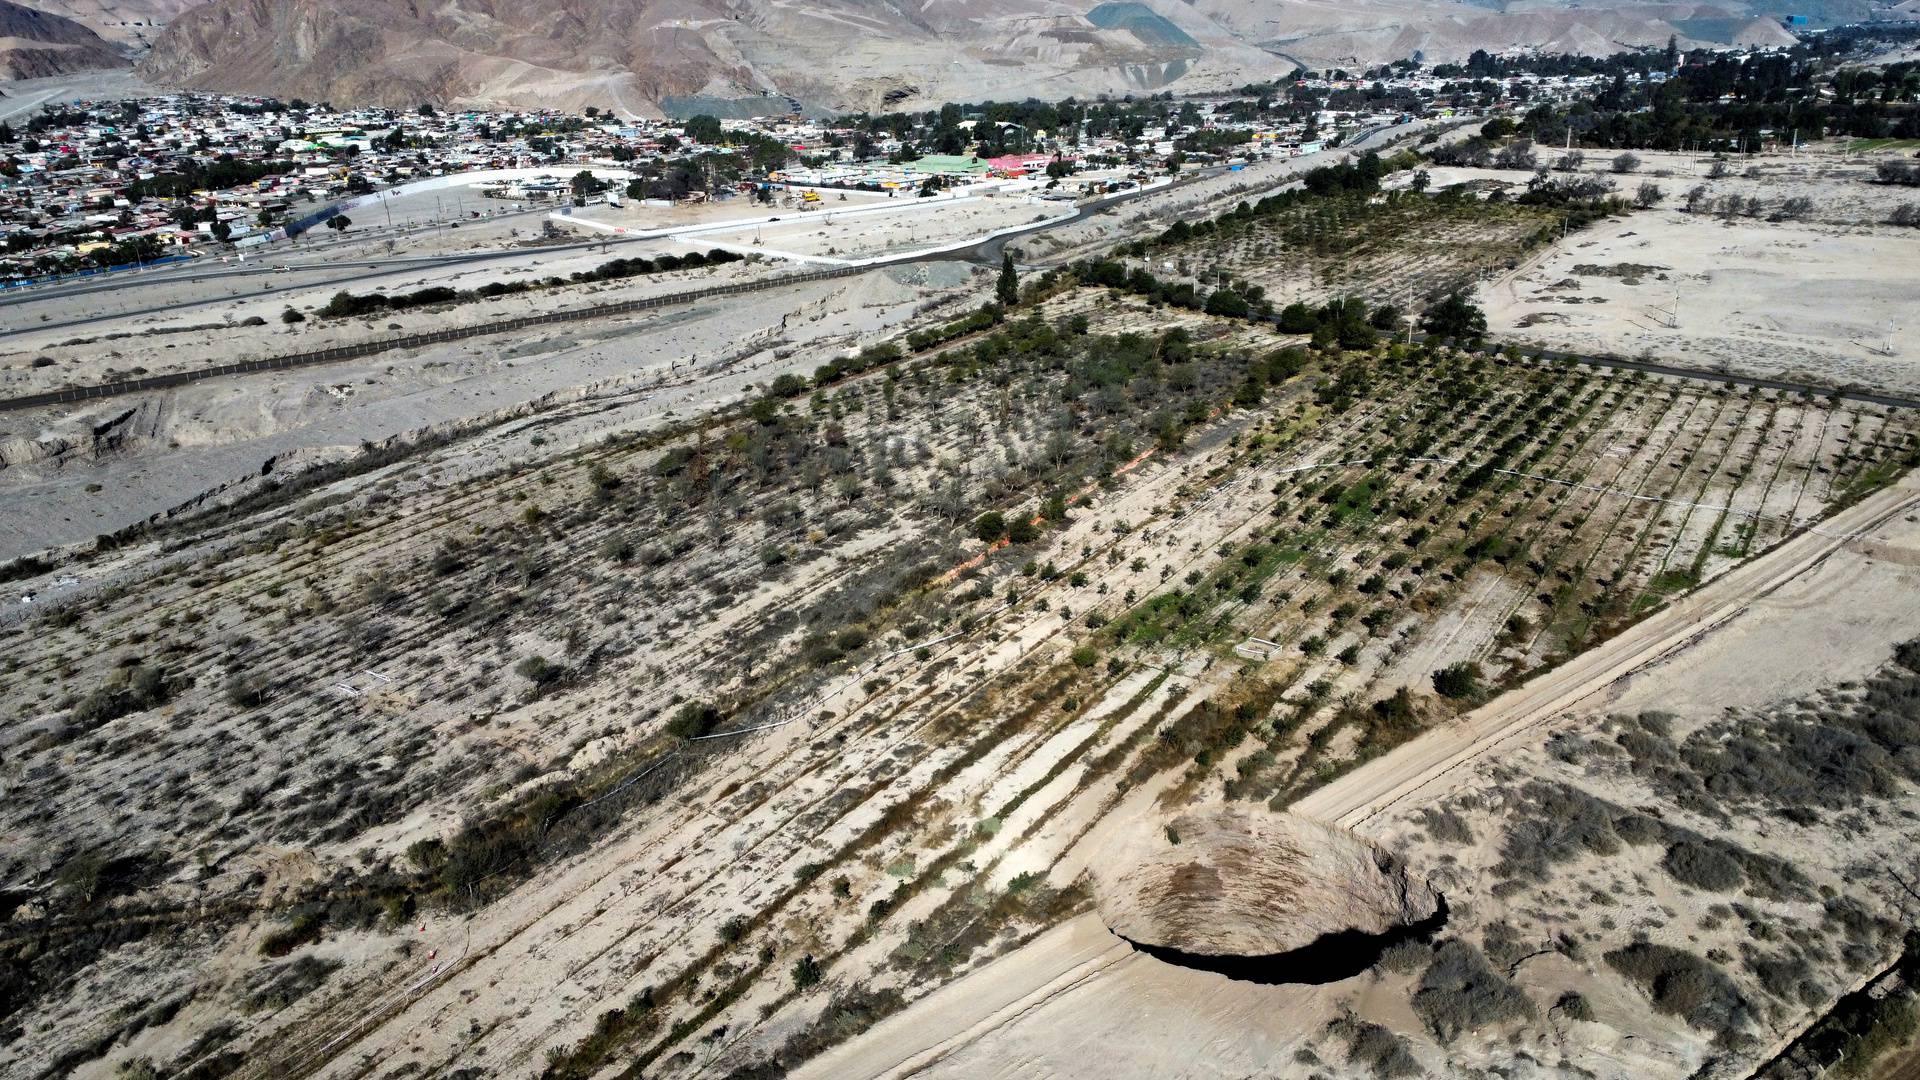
138,0,1279,115
136,0,1813,116
0,0,125,79
1187,0,1797,70
12,0,204,45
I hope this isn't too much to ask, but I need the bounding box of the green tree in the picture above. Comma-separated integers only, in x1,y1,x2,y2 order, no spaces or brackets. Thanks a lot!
792,953,823,990
974,512,1007,544
997,251,1019,307
1204,288,1250,318
1420,292,1488,341
1278,302,1318,333
1432,661,1483,700
325,214,351,233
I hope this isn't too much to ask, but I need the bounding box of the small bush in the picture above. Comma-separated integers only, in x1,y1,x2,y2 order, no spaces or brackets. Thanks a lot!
515,655,564,687
1332,1015,1422,1078
70,662,180,731
666,703,722,740
1377,939,1431,975
1662,840,1745,892
1431,661,1482,700
1412,939,1535,1042
1422,808,1473,844
1605,942,1749,1034
791,953,823,990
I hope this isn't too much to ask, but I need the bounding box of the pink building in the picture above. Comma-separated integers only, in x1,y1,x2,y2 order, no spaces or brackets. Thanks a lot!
985,154,1058,177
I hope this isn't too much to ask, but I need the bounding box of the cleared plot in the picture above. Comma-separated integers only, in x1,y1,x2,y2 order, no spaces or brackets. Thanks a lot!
696,197,1066,261
1481,210,1920,396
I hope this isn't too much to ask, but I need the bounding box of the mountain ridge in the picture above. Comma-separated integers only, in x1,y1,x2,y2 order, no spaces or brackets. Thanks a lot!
0,0,125,80
132,0,1808,116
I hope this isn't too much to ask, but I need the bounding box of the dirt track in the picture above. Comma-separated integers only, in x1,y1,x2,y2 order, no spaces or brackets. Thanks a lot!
1293,471,1920,830
800,471,1920,1080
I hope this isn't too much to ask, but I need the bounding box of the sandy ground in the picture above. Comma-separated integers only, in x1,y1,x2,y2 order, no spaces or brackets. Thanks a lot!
0,68,152,122
0,263,980,557
1481,210,1920,395
694,196,1067,262
804,472,1920,1079
5,325,1909,1079
572,188,898,231
0,253,784,392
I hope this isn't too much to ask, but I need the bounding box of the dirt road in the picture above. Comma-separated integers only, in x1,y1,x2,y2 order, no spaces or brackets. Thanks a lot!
1292,472,1920,831
800,472,1920,1079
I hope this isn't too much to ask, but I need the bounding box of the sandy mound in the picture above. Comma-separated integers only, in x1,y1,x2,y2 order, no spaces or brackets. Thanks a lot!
1088,806,1438,956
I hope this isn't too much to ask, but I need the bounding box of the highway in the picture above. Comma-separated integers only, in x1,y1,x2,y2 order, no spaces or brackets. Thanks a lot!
0,121,1443,411
0,121,1421,338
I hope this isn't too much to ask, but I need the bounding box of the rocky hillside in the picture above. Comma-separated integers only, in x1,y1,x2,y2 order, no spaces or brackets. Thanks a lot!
137,0,1274,115
11,0,204,46
0,0,124,79
136,0,1813,116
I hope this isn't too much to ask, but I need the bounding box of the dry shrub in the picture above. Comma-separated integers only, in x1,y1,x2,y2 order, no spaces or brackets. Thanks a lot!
1412,939,1535,1042
1662,840,1745,892
1605,942,1750,1035
1377,939,1431,975
1330,1013,1422,1078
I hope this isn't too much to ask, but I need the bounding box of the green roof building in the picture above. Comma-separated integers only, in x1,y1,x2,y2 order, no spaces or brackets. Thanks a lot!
906,154,989,176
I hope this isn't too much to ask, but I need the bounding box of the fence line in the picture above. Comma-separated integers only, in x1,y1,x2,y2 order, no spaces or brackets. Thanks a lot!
0,265,869,414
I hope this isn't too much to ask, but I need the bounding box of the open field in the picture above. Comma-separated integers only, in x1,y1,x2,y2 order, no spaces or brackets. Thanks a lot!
2,272,1913,1078
691,195,1068,263
1482,211,1920,395
0,263,981,558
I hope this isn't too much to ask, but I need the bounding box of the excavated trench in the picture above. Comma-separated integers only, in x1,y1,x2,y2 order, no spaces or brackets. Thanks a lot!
1088,806,1446,986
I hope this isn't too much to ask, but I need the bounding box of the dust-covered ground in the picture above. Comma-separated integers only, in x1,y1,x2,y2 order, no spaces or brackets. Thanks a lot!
5,127,1920,1080
3,269,1913,1079
0,264,982,558
1477,146,1920,396
693,195,1069,262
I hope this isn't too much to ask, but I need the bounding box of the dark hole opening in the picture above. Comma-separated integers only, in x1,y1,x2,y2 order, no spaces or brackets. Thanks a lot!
1120,893,1450,985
